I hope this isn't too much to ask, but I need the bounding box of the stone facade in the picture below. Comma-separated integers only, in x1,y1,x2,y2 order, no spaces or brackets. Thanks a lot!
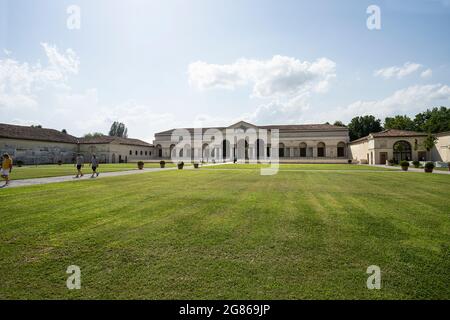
0,138,78,164
0,123,153,165
153,121,350,163
349,129,432,165
432,131,450,163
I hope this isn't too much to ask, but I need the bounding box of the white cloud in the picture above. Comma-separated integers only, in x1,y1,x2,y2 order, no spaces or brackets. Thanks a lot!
374,62,422,79
0,43,80,110
420,68,433,79
335,84,450,121
188,55,336,98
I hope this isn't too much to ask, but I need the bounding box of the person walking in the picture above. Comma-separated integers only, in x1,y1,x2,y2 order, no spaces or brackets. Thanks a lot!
1,153,13,187
74,154,84,178
90,155,100,178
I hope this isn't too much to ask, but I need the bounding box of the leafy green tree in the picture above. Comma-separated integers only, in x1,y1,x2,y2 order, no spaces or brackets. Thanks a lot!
333,121,346,127
384,115,416,131
61,129,68,134
109,121,128,138
84,132,104,138
348,115,383,141
414,107,450,133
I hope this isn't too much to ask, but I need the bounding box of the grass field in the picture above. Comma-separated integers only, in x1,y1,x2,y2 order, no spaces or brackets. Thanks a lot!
0,166,449,299
204,163,398,171
7,163,178,180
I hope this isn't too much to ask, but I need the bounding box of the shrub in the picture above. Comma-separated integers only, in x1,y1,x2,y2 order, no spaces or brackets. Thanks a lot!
388,159,395,166
16,160,24,167
347,159,352,164
424,162,435,173
425,162,435,169
412,160,420,168
159,160,166,168
193,162,199,169
400,160,409,171
177,161,184,169
400,160,409,167
137,161,144,170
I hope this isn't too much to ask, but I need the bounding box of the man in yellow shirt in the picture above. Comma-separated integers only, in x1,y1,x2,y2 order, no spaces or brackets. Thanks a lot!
1,153,13,187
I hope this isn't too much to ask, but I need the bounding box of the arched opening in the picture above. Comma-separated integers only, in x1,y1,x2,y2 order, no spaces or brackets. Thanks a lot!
393,140,412,162
256,139,265,160
317,142,326,157
299,142,307,157
202,143,209,161
170,144,176,159
156,144,162,158
279,143,285,158
222,140,230,160
111,153,116,163
337,142,346,157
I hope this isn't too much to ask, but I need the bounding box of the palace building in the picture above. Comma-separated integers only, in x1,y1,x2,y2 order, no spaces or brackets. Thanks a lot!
153,121,351,163
1,121,449,165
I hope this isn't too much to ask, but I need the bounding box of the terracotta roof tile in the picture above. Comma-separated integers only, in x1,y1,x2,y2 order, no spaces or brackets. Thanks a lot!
0,123,78,143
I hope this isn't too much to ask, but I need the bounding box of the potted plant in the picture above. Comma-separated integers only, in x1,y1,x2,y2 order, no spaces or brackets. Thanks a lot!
16,160,24,167
57,160,63,166
412,160,420,168
347,159,352,164
400,160,409,171
387,159,395,166
448,162,450,172
424,161,435,173
137,161,144,170
193,162,199,169
159,160,166,168
177,161,184,170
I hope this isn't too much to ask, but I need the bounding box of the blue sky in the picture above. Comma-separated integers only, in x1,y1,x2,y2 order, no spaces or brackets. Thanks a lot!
1,0,450,142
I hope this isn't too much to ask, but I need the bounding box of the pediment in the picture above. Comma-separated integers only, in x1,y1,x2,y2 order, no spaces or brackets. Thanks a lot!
227,121,258,130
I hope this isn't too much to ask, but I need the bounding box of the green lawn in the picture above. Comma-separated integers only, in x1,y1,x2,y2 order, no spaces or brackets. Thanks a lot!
9,163,177,180
203,163,398,170
0,168,449,299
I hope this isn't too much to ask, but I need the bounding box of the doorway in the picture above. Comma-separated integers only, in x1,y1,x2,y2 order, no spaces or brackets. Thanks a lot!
379,152,387,165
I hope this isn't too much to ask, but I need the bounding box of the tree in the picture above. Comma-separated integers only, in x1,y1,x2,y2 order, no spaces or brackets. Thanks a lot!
84,132,104,138
422,132,438,161
413,106,450,133
384,115,416,131
61,129,68,134
333,121,346,127
348,115,383,141
109,121,128,138
31,124,42,128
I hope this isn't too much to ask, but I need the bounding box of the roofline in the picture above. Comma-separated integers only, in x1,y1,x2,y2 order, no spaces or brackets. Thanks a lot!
436,131,450,137
0,135,78,144
155,124,348,135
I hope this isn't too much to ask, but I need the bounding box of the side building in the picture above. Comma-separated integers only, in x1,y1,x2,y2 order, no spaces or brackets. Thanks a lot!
0,123,154,164
348,129,450,165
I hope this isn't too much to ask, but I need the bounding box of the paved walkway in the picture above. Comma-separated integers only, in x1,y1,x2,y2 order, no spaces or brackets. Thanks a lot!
372,164,450,175
1,162,227,189
2,167,178,189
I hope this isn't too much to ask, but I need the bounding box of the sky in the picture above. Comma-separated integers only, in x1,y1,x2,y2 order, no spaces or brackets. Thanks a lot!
1,0,450,143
